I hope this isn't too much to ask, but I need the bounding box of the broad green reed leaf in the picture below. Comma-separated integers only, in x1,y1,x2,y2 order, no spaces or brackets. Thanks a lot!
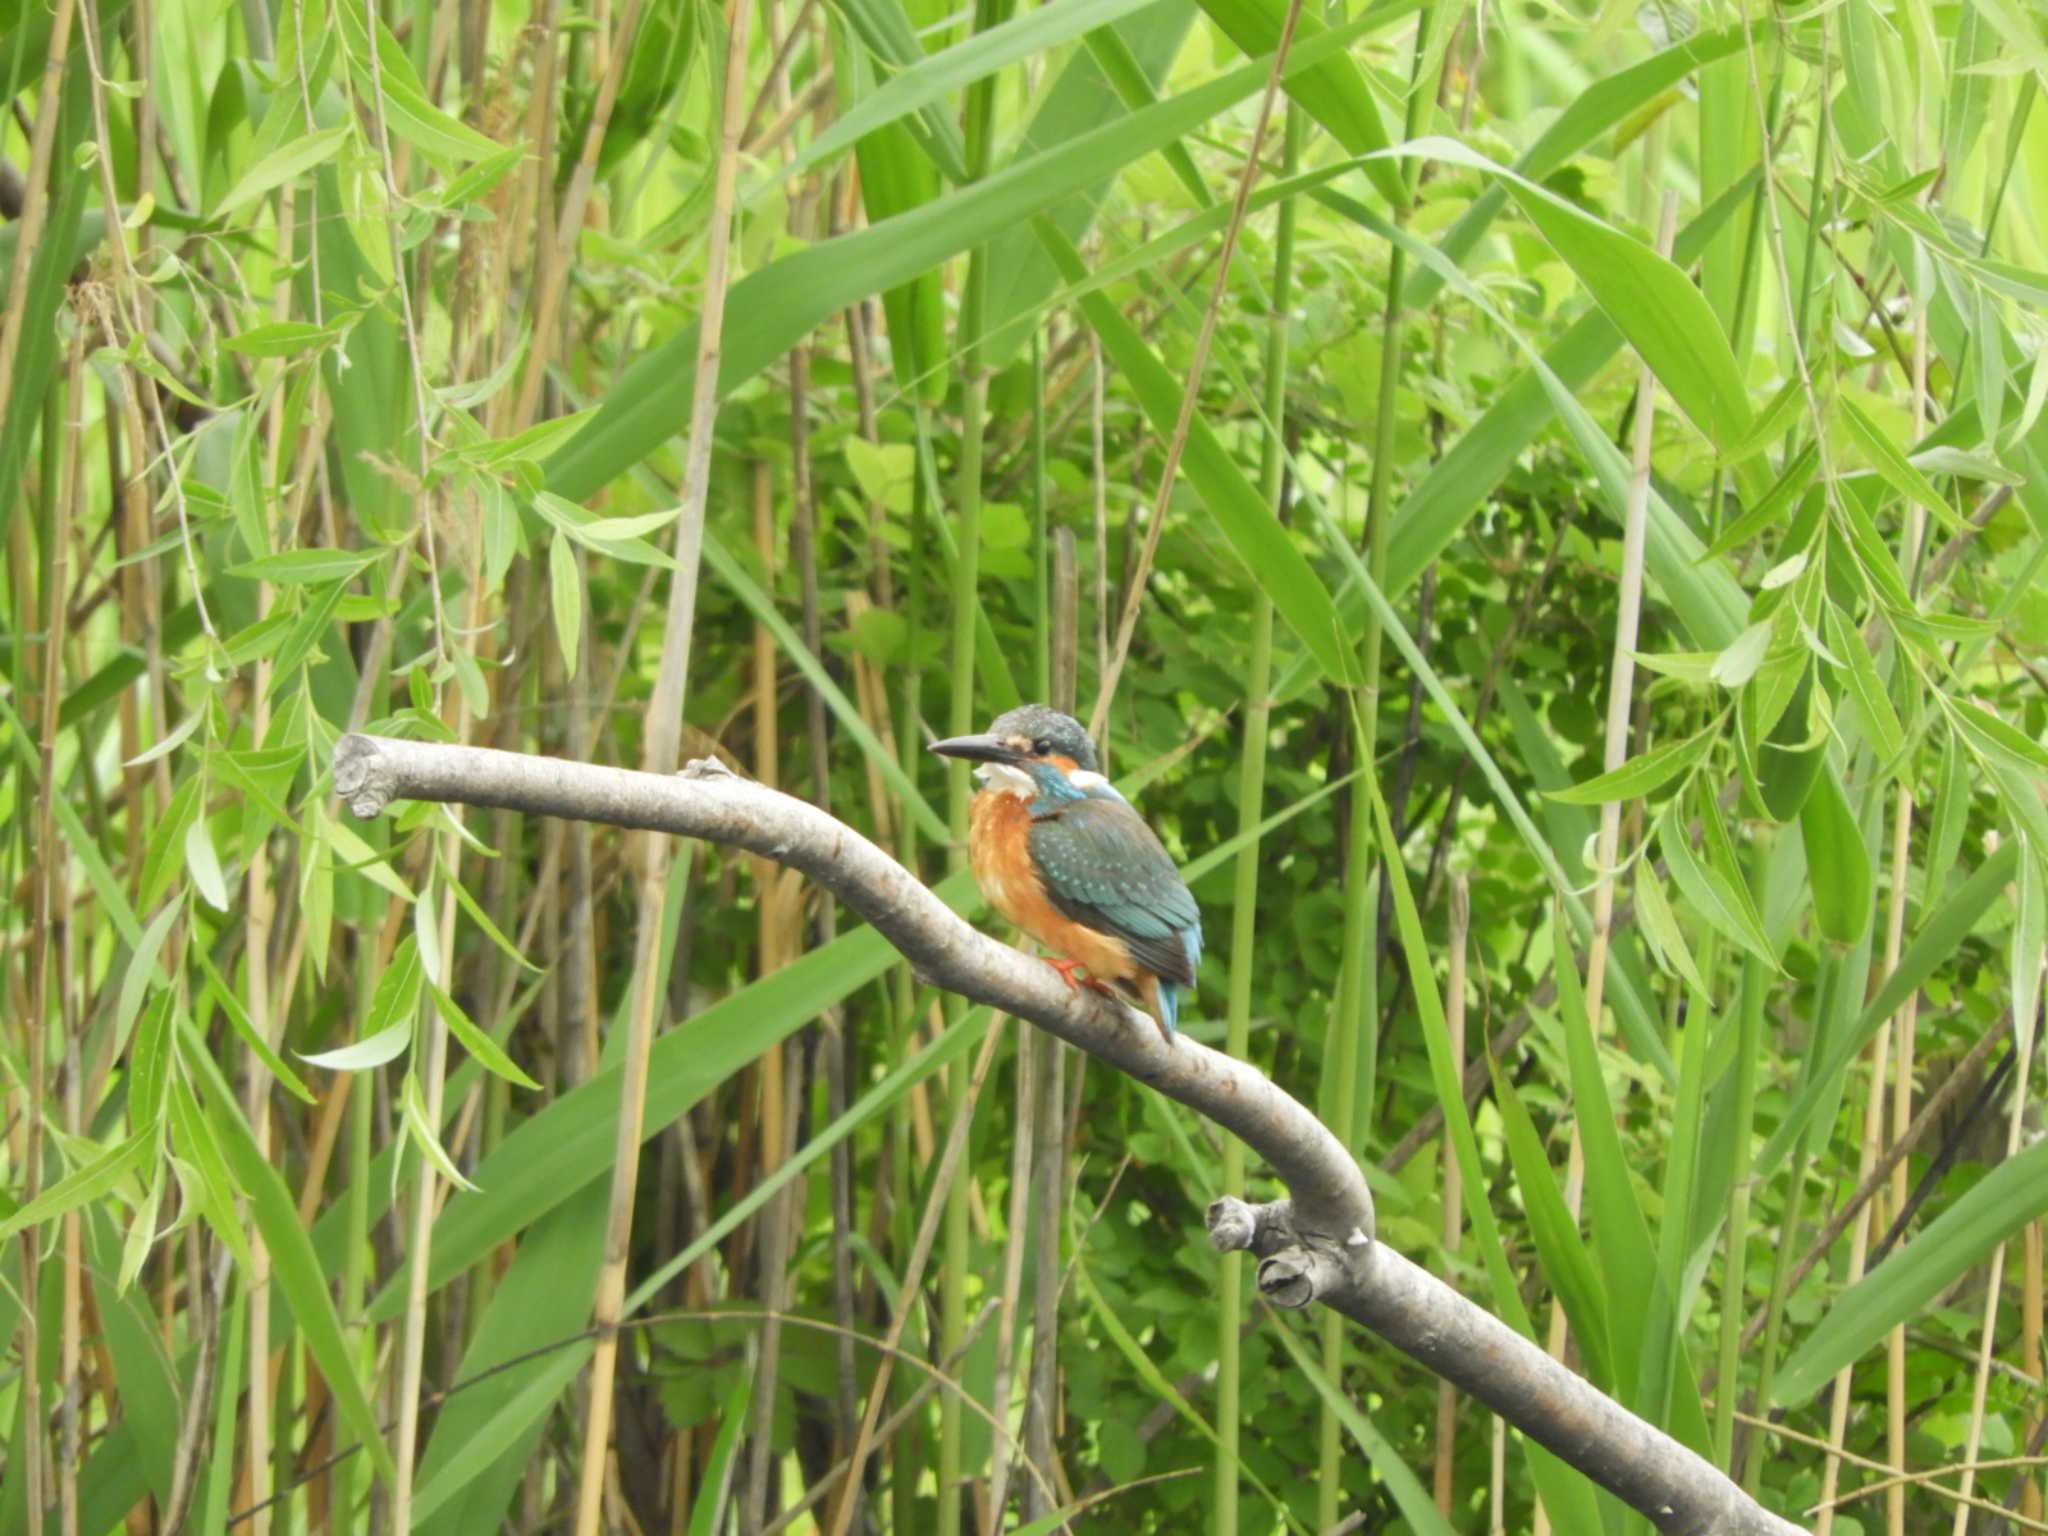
829,0,970,180
1774,1136,2048,1404
1194,0,1409,207
1375,137,1752,450
780,0,1164,196
367,872,982,1318
414,1191,607,1533
547,11,1380,501
1036,218,1358,687
1489,1062,1615,1391
1398,24,1758,315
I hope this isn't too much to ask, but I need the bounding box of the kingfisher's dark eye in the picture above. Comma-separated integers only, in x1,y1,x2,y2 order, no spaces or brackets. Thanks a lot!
1032,737,1052,756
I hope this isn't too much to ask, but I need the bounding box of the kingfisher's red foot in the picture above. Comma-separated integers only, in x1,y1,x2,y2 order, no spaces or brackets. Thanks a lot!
1045,957,1119,999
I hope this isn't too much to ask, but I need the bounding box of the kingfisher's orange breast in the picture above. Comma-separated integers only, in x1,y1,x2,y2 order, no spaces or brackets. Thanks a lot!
968,790,1141,985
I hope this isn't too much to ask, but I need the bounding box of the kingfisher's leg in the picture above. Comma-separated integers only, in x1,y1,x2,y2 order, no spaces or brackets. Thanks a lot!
1045,956,1120,999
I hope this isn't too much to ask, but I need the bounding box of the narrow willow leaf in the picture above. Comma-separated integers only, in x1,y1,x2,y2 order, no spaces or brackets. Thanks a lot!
1658,806,1776,967
300,1017,411,1071
124,707,203,768
1825,606,1906,765
222,321,341,358
229,546,385,584
404,1075,480,1192
117,1165,165,1294
185,818,229,910
448,872,542,973
1949,696,2048,775
1547,725,1715,805
548,530,582,679
0,1128,155,1243
1710,620,1772,688
213,122,350,217
1800,765,1873,945
1634,860,1707,992
324,814,415,901
1839,393,1966,534
193,945,316,1102
2012,850,2043,1061
414,889,444,987
1774,1138,2048,1403
164,1068,255,1274
303,937,421,1070
431,984,541,1091
332,0,500,163
115,901,181,1060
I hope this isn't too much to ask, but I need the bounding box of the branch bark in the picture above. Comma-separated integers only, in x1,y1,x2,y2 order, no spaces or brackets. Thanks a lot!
332,732,1806,1536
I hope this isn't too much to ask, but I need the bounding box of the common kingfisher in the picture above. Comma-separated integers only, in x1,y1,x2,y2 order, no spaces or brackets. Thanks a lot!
930,705,1202,1043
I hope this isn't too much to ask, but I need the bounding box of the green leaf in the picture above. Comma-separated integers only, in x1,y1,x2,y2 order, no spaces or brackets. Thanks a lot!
1546,725,1715,805
1759,840,2019,1177
702,533,948,843
222,320,341,358
1377,137,1752,450
333,0,501,164
1193,0,1408,208
0,1127,155,1243
229,546,385,585
546,19,1376,502
1839,393,1965,535
190,1044,397,1484
431,983,541,1091
185,817,230,909
214,123,351,217
1774,1137,2048,1404
1037,219,1357,686
1800,766,1873,945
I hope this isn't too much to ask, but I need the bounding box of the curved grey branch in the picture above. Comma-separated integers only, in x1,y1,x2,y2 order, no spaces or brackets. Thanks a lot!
332,732,1805,1536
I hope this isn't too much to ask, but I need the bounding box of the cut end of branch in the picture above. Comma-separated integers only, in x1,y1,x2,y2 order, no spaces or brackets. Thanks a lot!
333,734,394,819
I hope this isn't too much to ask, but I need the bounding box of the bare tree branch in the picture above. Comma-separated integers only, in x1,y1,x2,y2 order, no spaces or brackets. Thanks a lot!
332,732,1807,1536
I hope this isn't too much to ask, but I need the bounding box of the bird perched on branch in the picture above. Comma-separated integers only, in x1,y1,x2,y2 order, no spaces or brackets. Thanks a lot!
930,705,1201,1043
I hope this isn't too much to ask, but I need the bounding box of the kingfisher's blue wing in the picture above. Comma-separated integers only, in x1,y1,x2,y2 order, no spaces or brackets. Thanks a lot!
1028,796,1201,987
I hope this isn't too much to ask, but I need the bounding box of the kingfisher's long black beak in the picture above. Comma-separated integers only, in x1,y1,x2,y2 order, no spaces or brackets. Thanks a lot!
928,733,1022,765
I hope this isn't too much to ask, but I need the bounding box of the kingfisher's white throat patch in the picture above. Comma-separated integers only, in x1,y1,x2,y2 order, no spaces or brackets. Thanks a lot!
975,762,1039,798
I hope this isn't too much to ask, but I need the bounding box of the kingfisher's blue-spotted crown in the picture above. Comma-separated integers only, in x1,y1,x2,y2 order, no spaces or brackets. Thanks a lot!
988,705,1099,773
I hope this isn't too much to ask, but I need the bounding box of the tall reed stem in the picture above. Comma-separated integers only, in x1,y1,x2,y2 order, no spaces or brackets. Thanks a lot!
1216,100,1298,1536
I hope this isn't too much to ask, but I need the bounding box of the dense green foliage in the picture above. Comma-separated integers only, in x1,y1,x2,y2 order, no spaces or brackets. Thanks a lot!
2,0,2046,1531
